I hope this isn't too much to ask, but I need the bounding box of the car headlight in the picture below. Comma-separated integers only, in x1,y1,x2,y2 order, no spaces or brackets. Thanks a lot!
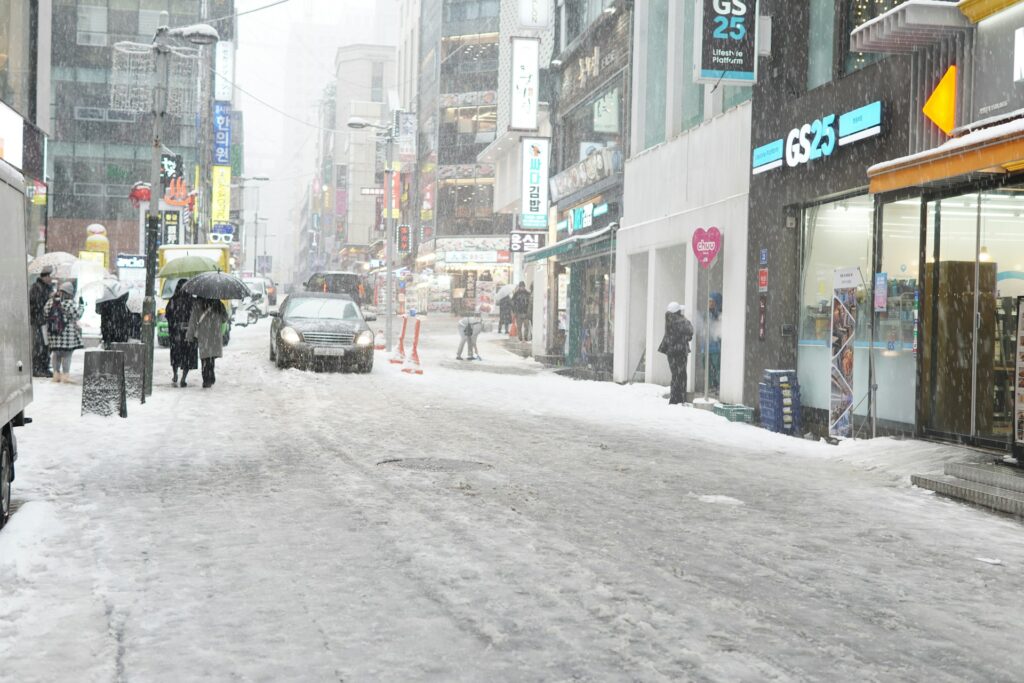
356,330,374,347
280,327,302,345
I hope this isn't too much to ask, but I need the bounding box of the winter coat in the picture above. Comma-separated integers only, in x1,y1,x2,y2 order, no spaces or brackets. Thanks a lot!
658,312,694,360
43,295,85,351
29,278,52,327
165,292,194,338
457,317,481,338
511,287,530,315
186,299,228,360
97,297,132,345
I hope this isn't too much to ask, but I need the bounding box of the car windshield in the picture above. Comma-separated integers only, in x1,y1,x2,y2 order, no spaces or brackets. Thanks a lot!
308,274,359,293
244,280,265,292
286,298,359,320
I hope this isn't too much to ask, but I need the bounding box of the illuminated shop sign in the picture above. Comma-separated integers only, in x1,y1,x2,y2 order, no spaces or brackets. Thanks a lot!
695,0,759,85
751,101,883,174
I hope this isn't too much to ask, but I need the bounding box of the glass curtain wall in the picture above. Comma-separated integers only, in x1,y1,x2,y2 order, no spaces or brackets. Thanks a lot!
799,195,874,420
0,0,32,115
807,0,835,89
643,0,668,150
676,0,703,129
922,187,1024,445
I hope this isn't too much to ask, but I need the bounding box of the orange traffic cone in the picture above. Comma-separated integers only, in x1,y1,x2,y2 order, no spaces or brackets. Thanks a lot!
508,319,518,338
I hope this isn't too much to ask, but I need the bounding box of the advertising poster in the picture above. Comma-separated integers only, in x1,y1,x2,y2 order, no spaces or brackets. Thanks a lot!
695,0,759,85
211,166,232,222
476,280,497,315
829,267,859,438
510,37,540,130
520,138,550,228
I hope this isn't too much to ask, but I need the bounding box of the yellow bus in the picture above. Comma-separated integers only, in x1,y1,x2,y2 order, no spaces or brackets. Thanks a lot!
156,244,232,347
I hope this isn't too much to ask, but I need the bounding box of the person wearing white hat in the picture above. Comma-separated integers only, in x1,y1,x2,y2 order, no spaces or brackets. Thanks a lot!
658,301,694,404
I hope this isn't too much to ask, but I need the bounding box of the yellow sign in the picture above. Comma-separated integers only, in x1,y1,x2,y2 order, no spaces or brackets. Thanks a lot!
923,66,957,136
211,165,232,222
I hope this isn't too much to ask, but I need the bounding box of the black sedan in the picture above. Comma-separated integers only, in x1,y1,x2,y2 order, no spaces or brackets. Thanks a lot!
269,292,376,373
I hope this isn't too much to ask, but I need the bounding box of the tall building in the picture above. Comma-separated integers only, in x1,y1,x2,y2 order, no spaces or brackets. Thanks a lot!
413,0,507,315
1,0,52,256
47,0,220,258
332,44,397,271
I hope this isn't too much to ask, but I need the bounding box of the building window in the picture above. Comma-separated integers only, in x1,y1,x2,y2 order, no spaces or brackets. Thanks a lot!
844,0,900,75
0,0,32,115
677,0,704,131
74,106,107,121
560,83,622,170
807,0,836,89
798,194,874,416
564,0,615,46
643,0,669,150
138,9,163,40
77,5,109,47
371,61,384,103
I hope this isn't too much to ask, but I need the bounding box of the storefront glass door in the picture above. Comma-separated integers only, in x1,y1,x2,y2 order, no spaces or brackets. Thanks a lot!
921,188,1024,446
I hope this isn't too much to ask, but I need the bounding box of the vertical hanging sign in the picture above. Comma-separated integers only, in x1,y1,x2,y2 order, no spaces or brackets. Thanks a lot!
520,138,550,229
694,0,759,85
510,37,540,130
518,0,550,28
829,267,859,438
213,101,232,166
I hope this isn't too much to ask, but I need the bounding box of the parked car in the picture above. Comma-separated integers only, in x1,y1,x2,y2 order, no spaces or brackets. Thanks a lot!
263,276,278,306
269,292,376,373
243,278,270,317
304,271,363,305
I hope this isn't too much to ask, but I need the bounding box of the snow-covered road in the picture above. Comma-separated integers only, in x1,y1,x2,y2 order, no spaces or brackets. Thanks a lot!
3,318,1024,681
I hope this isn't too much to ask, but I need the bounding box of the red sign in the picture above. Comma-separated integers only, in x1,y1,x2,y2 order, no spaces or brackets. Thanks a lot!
691,226,722,269
497,250,511,263
397,224,411,253
758,267,768,292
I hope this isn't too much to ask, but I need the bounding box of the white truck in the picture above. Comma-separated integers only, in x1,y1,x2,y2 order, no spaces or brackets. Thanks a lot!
0,161,33,529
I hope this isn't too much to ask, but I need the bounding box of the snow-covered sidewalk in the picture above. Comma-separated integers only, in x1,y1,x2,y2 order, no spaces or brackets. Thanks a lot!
2,317,1023,681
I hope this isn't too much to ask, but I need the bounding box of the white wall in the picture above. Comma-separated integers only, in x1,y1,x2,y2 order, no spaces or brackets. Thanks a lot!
614,103,751,403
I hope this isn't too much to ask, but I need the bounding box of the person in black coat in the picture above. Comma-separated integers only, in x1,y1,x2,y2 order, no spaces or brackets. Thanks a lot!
96,294,132,349
511,281,530,341
29,267,54,376
165,279,199,387
658,302,694,405
497,294,512,334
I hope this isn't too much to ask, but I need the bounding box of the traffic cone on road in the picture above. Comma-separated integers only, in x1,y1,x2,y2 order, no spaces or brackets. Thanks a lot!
374,329,385,351
390,316,408,364
508,319,518,338
401,317,423,375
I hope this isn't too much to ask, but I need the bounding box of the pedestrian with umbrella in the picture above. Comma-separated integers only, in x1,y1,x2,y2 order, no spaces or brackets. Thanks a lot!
496,283,514,335
183,272,247,388
44,282,85,383
28,266,54,377
165,279,198,387
95,281,132,349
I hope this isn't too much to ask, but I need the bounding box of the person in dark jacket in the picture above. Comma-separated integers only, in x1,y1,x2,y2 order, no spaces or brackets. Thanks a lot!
511,281,530,341
29,267,54,377
96,293,132,349
497,293,512,334
658,302,694,405
165,279,198,387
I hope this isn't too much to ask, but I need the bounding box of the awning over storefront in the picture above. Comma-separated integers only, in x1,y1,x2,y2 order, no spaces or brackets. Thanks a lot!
523,226,613,263
868,115,1024,193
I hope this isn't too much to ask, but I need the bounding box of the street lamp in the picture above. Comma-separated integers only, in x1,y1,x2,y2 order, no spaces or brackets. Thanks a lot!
116,11,219,398
348,115,396,352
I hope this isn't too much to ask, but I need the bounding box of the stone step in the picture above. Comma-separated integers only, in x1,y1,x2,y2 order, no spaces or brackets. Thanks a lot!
911,474,1024,517
945,462,1024,495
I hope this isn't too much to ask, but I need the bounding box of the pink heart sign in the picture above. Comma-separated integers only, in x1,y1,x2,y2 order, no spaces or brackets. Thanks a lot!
692,227,722,269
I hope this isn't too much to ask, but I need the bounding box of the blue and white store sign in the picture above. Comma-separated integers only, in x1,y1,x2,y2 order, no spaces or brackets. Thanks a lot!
213,101,232,166
751,101,883,175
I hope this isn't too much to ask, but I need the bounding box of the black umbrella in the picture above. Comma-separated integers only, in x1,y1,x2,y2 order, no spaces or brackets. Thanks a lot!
182,271,251,300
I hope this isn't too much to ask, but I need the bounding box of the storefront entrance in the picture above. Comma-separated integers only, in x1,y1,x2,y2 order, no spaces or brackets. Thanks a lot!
919,188,1024,448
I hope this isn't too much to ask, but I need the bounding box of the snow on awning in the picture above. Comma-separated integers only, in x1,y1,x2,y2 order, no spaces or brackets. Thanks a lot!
868,114,1024,193
849,1,971,54
523,226,613,264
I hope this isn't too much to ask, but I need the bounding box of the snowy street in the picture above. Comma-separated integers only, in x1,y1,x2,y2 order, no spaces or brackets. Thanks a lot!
3,318,1024,681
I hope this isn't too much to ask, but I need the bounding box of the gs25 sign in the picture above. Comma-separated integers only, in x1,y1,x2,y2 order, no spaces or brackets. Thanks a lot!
697,0,758,85
785,114,837,167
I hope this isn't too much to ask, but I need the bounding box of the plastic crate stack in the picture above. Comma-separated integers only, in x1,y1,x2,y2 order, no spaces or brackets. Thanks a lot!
759,369,801,434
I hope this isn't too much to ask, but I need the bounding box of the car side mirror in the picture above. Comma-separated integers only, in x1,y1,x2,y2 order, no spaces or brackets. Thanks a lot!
364,313,377,322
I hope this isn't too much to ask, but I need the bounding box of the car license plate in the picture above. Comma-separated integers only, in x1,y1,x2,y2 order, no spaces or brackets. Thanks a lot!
314,347,345,357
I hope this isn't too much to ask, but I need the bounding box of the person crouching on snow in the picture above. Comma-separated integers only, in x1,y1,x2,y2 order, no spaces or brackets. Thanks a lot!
456,315,482,361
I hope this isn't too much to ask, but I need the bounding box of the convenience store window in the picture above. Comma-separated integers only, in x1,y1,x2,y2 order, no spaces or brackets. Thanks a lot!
798,195,874,415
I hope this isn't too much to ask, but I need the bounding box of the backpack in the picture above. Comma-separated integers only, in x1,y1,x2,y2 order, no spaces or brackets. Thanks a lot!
47,301,66,336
